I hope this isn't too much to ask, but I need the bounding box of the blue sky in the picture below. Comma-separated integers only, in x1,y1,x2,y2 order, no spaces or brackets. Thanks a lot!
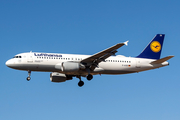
1,0,180,120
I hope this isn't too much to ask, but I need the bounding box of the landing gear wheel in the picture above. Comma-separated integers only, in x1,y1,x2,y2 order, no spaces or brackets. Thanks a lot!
27,77,31,81
87,74,93,81
78,81,84,87
27,70,31,81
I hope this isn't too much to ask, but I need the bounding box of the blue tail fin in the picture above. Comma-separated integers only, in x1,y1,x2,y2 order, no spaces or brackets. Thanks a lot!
136,34,165,59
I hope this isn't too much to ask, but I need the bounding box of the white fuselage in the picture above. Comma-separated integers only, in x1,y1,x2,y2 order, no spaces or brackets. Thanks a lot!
6,52,169,76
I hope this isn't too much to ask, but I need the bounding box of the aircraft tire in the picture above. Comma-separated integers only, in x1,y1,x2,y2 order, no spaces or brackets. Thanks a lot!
26,77,31,81
78,81,84,87
87,74,93,81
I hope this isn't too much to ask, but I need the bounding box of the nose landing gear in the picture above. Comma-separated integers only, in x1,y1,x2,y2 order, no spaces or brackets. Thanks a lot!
26,70,31,81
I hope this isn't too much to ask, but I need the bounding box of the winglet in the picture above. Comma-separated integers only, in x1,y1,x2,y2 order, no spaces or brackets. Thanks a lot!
124,41,129,46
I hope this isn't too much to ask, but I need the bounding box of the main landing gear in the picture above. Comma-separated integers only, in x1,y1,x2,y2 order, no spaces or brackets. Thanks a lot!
26,70,31,81
77,76,84,87
77,74,93,87
87,74,93,81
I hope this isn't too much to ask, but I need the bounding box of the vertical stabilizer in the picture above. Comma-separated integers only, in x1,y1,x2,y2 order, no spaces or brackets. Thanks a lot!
137,34,165,59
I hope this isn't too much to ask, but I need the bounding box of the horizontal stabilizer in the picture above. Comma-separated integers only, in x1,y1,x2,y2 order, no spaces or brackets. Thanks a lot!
150,55,174,64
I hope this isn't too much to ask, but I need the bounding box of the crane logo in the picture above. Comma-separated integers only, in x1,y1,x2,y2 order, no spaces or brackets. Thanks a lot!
150,41,161,53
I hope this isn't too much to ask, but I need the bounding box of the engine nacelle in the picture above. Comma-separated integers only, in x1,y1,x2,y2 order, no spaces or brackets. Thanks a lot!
55,62,85,72
62,62,80,72
50,72,72,83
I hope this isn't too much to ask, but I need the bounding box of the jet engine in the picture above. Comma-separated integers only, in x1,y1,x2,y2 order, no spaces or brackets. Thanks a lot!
55,62,85,72
50,72,72,82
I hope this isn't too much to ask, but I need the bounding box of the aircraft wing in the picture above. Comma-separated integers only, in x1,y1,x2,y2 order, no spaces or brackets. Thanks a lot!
81,41,128,69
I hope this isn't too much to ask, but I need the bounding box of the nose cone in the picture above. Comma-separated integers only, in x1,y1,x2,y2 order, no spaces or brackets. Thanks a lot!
6,59,14,68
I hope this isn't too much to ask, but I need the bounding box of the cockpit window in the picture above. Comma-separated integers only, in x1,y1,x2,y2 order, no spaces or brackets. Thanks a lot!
13,56,22,58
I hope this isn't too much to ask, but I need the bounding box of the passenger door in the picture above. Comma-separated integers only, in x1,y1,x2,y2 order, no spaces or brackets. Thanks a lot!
136,59,141,68
27,53,33,63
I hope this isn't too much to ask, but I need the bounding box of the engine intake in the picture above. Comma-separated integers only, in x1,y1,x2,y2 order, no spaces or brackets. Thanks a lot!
50,72,72,82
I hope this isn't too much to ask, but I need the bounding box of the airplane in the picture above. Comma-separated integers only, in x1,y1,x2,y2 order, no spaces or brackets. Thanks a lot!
6,34,174,87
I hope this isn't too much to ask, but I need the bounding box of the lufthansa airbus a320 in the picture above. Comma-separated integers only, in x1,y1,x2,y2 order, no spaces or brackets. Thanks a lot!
6,34,174,87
